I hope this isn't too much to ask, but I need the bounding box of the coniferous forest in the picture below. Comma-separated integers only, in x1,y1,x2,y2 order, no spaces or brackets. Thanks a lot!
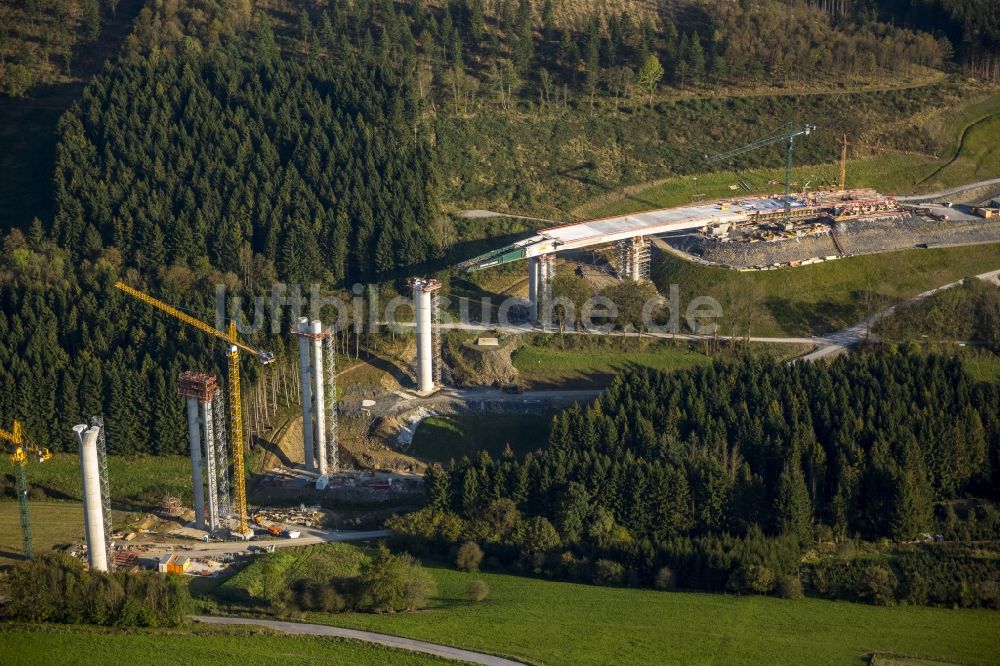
0,0,998,457
391,351,1000,606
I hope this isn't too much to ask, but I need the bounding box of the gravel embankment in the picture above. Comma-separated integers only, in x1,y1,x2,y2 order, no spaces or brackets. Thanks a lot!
677,214,1000,269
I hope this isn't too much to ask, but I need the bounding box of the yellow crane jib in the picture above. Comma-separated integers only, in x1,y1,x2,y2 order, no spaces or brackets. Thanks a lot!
114,281,273,537
113,281,275,364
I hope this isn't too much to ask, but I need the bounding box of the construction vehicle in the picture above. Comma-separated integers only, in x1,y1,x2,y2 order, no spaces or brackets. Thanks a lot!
706,123,816,224
254,512,289,537
0,420,52,558
114,281,275,537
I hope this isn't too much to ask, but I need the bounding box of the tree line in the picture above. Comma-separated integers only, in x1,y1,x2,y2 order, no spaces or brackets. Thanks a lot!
52,23,442,284
389,350,1000,606
276,0,952,115
0,0,118,96
2,553,191,626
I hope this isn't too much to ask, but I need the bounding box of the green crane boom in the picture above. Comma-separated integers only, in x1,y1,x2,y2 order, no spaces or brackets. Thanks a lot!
705,122,816,222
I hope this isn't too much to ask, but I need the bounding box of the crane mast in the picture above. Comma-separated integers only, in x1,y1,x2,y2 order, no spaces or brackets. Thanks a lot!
705,122,816,222
115,281,273,537
226,322,250,536
0,420,51,558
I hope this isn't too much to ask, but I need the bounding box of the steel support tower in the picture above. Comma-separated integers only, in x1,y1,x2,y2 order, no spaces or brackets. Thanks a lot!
322,334,339,475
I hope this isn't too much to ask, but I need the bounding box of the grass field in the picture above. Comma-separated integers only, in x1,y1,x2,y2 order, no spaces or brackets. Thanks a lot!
0,625,447,665
916,92,1000,193
511,340,714,387
410,414,551,462
0,501,86,567
290,564,1000,666
17,454,193,506
653,243,1000,338
962,350,1000,384
583,154,939,218
580,91,1000,220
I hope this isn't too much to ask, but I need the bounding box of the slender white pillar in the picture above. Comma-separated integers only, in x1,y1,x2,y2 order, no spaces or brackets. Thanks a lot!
74,424,108,572
415,286,434,393
528,257,540,323
311,319,327,478
297,317,315,472
185,398,206,530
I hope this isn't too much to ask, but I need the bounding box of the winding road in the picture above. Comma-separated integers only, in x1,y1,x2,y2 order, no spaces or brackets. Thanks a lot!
192,616,528,666
896,177,1000,203
797,267,1000,362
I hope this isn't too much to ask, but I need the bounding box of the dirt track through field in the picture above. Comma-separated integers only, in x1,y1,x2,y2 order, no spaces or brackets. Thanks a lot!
193,616,529,665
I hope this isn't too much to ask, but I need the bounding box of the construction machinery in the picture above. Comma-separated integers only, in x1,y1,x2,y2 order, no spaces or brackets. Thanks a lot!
253,513,284,537
0,420,51,558
705,122,816,223
114,281,275,537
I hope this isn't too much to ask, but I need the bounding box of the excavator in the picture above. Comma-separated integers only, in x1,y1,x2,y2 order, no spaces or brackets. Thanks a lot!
0,420,51,558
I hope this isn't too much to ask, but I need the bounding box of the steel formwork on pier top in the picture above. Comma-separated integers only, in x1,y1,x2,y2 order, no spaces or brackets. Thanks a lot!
178,371,219,402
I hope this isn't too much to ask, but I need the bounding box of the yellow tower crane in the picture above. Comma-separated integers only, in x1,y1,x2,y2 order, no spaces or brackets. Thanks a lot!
0,420,52,558
114,281,274,537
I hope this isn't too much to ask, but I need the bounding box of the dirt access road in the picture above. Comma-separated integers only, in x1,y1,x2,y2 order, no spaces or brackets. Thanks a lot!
193,616,528,666
131,528,390,560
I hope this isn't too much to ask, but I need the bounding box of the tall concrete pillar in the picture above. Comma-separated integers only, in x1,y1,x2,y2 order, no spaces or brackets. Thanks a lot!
415,284,434,393
528,257,540,323
297,317,315,472
74,424,108,572
185,398,206,530
311,319,327,477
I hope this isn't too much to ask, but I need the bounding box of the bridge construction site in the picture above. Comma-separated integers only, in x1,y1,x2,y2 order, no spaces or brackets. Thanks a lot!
4,120,998,580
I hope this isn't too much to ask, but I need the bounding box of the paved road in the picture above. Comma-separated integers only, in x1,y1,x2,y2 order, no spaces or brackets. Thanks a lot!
394,319,820,346
131,528,390,560
798,268,1000,362
457,209,558,224
896,177,1000,203
192,616,528,666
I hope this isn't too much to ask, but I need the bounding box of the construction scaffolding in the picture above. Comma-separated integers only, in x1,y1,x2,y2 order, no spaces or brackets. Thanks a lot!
202,398,218,531
212,389,232,531
90,415,113,570
537,254,555,328
178,371,230,532
431,289,443,386
322,335,339,474
614,236,650,282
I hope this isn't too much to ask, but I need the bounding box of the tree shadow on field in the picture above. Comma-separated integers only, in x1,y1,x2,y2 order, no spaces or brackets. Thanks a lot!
553,162,665,214
254,432,294,469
